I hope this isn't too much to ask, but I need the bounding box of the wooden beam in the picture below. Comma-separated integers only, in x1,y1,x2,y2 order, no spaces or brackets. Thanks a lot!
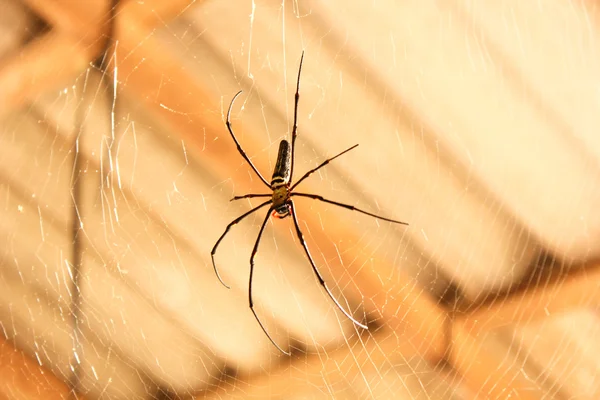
448,263,600,398
457,262,600,334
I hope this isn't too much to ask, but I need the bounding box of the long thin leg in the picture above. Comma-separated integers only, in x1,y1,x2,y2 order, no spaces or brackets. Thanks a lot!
289,201,368,330
211,199,272,289
230,193,271,202
291,144,359,190
226,91,271,188
249,208,291,355
288,51,304,183
291,193,409,226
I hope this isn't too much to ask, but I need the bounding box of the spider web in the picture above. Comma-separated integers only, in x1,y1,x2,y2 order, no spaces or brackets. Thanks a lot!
1,0,600,399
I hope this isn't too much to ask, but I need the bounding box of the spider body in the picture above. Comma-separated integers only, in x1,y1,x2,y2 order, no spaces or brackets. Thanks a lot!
271,140,292,218
211,52,408,355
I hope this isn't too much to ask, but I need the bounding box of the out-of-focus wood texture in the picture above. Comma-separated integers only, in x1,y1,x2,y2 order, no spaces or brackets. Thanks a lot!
0,0,599,399
458,263,600,334
0,337,72,400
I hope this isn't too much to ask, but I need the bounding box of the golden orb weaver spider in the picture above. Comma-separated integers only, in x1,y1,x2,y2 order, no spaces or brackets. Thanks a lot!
211,52,409,355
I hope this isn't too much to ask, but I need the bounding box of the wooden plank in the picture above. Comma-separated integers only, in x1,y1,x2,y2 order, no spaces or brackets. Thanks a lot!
0,337,74,400
457,263,600,334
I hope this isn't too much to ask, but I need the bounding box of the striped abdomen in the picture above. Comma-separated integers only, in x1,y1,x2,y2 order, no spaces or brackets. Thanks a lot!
271,140,291,188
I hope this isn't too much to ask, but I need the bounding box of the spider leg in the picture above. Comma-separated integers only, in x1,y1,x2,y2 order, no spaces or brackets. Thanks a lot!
289,51,304,182
211,199,272,289
290,144,359,190
230,193,271,202
291,193,409,226
249,208,291,355
226,91,271,188
289,200,368,330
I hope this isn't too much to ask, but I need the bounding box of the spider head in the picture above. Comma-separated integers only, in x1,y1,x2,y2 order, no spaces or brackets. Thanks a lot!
272,203,291,219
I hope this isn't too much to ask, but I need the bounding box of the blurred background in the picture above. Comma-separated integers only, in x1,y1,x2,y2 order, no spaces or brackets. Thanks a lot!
0,0,599,398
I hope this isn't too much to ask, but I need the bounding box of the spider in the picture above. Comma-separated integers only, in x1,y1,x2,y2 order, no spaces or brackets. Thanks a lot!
211,52,408,355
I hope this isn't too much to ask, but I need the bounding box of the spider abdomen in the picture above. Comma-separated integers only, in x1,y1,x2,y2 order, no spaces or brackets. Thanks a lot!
271,140,291,187
271,140,292,218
